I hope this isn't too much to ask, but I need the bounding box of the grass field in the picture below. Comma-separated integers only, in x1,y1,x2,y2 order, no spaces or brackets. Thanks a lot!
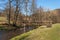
10,23,60,40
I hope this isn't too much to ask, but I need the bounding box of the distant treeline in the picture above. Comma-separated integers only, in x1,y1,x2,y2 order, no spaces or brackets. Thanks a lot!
0,0,60,27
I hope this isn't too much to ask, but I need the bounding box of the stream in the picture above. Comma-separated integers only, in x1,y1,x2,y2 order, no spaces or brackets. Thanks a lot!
0,26,35,40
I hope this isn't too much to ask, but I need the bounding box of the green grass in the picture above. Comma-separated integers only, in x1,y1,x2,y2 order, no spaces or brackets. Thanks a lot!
0,17,7,22
10,23,60,40
0,25,16,31
10,31,33,40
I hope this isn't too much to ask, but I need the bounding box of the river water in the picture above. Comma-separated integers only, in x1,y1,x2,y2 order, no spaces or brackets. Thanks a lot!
0,31,7,40
0,26,35,40
0,28,26,40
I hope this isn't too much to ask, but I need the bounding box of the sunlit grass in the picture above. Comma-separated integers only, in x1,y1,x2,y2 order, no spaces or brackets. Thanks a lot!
0,17,7,21
10,23,60,40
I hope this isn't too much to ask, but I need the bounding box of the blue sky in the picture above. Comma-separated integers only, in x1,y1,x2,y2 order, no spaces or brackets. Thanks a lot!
37,0,60,10
0,0,60,10
0,0,7,10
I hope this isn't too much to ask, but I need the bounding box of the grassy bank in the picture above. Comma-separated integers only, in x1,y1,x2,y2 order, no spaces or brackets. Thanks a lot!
10,23,60,40
0,25,16,31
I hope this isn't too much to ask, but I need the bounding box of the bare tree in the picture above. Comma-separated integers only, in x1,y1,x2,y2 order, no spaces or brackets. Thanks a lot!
13,0,19,27
30,0,37,25
23,0,29,32
8,0,12,26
